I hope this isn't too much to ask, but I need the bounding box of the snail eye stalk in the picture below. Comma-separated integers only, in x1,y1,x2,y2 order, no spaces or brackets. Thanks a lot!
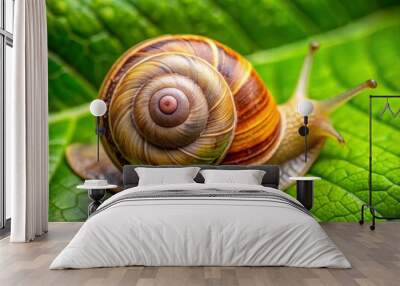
293,41,320,102
320,80,378,113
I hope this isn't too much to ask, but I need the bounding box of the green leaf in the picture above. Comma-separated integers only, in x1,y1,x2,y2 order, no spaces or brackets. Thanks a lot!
48,4,400,221
252,9,400,221
49,111,92,221
48,53,97,112
46,0,395,94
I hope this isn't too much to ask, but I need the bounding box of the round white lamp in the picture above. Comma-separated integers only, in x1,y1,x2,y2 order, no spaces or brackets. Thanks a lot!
90,99,107,117
297,100,314,163
89,99,107,162
297,100,314,116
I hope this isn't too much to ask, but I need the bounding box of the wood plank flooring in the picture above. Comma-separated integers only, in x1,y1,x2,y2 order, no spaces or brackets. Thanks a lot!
0,222,399,286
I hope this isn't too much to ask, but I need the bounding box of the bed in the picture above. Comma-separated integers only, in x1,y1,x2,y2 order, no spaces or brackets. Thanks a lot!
50,165,350,269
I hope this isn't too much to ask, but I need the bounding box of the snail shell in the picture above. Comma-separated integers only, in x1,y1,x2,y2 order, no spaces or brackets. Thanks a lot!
99,35,280,167
67,35,377,189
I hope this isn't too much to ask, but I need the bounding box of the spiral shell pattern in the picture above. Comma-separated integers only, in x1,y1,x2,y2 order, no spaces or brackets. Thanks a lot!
104,52,236,166
99,35,280,168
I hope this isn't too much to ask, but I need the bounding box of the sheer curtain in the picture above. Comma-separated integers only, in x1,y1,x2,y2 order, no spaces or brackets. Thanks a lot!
8,0,48,242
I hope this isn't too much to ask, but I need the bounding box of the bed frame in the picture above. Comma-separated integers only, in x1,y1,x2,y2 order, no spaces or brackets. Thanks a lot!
122,165,280,189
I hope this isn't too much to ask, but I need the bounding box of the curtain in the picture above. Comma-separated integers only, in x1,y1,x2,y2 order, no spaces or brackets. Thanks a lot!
8,0,48,242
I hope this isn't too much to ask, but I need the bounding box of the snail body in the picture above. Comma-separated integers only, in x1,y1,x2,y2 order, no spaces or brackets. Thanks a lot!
67,35,376,189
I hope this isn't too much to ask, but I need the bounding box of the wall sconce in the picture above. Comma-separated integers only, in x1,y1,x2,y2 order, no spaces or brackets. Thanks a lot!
297,100,314,163
89,99,107,162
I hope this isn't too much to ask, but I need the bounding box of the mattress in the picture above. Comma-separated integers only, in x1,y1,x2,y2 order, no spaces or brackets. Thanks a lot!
50,183,350,269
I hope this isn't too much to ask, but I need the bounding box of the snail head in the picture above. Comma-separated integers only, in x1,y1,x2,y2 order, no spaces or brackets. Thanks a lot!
270,41,377,167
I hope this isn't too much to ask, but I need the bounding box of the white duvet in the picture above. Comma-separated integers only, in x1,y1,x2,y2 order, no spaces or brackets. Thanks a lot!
50,183,350,269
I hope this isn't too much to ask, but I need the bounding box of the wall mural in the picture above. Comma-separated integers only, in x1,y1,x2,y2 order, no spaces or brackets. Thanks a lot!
47,0,400,222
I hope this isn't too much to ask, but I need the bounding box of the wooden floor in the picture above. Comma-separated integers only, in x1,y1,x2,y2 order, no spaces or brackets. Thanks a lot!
0,222,399,286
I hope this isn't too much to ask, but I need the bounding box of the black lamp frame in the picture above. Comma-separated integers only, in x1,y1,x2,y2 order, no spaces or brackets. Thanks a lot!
95,117,106,162
359,95,400,230
298,116,310,163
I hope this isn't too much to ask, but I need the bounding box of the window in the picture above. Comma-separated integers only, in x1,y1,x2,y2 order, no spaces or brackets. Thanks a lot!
1,0,14,230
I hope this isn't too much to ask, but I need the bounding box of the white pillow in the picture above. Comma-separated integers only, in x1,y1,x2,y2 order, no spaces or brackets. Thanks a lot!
200,169,266,185
135,167,200,186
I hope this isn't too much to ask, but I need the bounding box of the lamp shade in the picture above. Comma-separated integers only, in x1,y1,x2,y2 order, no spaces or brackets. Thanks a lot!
90,99,107,117
297,100,314,116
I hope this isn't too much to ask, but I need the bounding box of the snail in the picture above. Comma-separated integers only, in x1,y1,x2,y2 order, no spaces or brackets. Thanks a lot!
66,35,377,190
